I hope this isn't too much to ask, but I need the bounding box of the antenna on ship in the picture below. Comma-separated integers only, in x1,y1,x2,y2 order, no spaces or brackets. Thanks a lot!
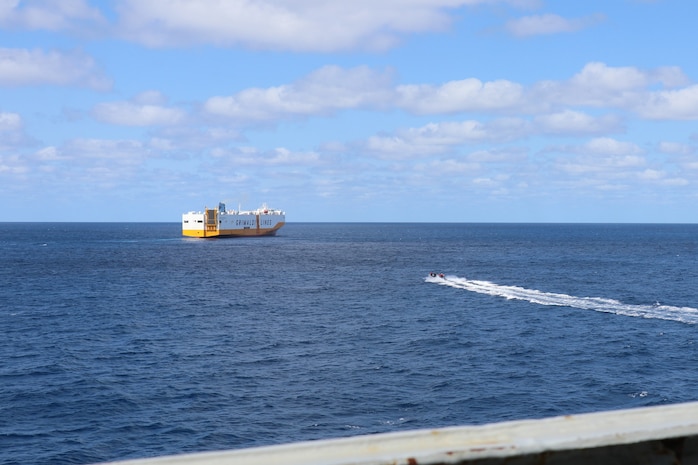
239,193,248,214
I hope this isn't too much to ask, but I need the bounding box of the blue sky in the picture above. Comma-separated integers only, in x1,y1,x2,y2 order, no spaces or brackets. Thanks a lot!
2,0,698,222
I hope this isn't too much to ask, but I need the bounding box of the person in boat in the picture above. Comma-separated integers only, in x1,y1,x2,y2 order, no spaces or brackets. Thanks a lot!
429,272,437,277
438,273,445,279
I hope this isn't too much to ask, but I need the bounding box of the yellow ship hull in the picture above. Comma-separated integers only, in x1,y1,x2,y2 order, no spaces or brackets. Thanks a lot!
182,222,285,238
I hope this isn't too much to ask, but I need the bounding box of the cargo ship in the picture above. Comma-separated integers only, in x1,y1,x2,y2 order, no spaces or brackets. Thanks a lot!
182,202,285,238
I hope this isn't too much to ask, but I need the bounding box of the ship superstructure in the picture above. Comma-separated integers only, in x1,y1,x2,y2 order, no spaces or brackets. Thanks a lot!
182,202,285,238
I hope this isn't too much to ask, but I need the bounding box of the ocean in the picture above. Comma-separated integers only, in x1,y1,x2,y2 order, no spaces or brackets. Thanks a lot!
2,222,698,464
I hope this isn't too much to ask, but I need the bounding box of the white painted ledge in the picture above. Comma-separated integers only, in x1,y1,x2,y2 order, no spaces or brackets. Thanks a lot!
102,401,698,465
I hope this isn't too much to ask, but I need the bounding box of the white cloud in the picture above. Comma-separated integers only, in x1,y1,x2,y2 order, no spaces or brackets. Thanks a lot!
0,111,22,132
635,85,698,120
115,0,444,51
505,13,605,37
649,66,691,88
373,120,491,157
0,137,158,195
418,158,481,175
152,126,243,152
204,65,393,122
581,137,644,156
570,62,649,92
466,147,528,163
201,62,698,127
0,47,111,90
658,141,694,155
92,92,185,127
637,169,663,180
93,102,185,126
535,110,622,135
396,78,524,114
203,64,532,123
0,153,28,175
114,0,535,51
364,118,529,158
132,90,168,105
0,111,32,149
679,159,698,171
214,147,322,167
529,62,690,113
553,138,647,177
636,169,688,186
531,62,647,108
418,62,692,117
0,0,104,31
35,146,64,160
660,142,698,172
63,138,148,163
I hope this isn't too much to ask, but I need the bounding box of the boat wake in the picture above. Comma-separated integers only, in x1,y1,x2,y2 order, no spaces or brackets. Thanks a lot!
426,275,698,325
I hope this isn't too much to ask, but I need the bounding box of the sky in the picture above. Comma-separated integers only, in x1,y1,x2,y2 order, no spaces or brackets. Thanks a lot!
2,0,698,222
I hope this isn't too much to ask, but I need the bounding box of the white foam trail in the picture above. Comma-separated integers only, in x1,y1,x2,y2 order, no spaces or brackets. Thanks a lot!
426,275,698,324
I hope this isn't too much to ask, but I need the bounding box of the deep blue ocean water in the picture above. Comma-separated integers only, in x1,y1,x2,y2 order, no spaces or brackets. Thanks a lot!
2,222,698,464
